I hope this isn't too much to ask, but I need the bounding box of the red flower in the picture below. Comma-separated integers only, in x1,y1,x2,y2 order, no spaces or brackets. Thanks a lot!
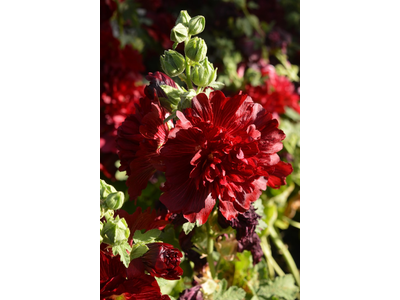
245,65,300,115
160,91,292,224
116,96,170,200
139,242,183,280
100,250,170,300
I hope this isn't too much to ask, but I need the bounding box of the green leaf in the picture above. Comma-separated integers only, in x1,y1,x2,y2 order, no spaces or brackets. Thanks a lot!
213,279,247,300
112,241,132,268
155,277,180,295
130,243,149,260
182,221,196,234
256,275,299,300
132,228,161,244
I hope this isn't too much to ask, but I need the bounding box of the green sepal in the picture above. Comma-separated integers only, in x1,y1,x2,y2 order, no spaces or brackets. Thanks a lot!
130,243,149,260
175,10,191,27
188,15,205,36
105,191,125,210
170,23,189,44
208,81,225,90
132,228,161,244
112,240,132,268
100,179,117,200
185,37,207,63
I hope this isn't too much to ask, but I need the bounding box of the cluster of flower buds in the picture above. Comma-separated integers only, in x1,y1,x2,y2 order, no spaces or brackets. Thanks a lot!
158,10,224,115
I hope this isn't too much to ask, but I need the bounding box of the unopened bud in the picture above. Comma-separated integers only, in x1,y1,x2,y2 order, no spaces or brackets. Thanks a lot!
160,50,186,77
188,16,205,36
105,191,125,210
170,23,189,44
185,37,207,63
191,58,217,87
175,10,191,27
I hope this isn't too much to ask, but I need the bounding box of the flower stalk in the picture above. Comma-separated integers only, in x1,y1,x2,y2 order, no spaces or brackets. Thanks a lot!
206,221,216,278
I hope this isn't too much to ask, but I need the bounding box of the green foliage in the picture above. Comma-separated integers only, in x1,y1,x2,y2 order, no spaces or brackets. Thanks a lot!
132,228,161,244
130,243,149,260
112,241,132,268
254,275,299,300
213,279,247,300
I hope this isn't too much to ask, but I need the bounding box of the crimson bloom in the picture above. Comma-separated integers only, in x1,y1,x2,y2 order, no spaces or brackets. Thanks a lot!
100,250,170,300
116,96,170,200
160,91,292,224
245,64,300,115
139,242,183,280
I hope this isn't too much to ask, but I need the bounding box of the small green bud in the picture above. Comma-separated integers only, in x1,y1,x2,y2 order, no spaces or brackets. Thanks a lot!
170,23,189,44
185,37,207,63
175,10,191,27
100,179,116,200
188,16,205,36
105,191,125,210
160,50,186,77
191,58,217,87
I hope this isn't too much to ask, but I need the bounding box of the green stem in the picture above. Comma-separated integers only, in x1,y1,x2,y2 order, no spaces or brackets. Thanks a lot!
269,225,300,287
206,222,216,279
260,235,285,278
185,59,193,90
282,216,300,229
184,37,194,90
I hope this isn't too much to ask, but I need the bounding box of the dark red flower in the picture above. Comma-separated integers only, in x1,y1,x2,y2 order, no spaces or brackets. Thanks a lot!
100,250,170,300
218,205,263,265
140,242,183,280
159,91,292,224
116,96,170,200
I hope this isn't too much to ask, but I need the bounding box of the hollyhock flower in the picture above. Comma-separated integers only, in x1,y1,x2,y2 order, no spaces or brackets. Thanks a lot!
178,285,204,300
100,250,170,300
139,242,183,280
100,19,146,179
116,96,170,200
160,90,292,224
245,64,300,115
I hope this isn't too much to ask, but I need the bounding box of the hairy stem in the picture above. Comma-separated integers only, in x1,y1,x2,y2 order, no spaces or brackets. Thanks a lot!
206,222,216,278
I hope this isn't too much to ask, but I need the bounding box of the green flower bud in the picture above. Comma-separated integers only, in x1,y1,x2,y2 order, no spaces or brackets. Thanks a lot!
191,58,217,87
100,179,116,200
170,23,189,44
101,216,129,246
160,50,186,77
185,37,207,63
188,16,205,36
175,10,191,27
105,191,125,210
